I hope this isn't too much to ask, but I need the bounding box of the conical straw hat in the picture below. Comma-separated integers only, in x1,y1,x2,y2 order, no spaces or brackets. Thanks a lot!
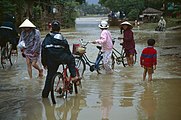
19,19,36,28
120,21,133,29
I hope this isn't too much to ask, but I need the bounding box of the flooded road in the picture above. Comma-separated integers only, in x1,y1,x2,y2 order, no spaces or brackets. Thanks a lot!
0,17,181,120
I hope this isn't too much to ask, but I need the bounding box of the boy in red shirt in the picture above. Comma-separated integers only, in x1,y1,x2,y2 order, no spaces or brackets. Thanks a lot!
140,39,157,81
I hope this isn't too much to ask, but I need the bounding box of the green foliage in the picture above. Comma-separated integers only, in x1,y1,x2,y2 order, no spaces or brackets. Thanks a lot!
32,5,42,28
127,9,140,20
0,0,16,18
163,0,181,3
61,1,79,28
78,3,109,15
0,0,16,25
33,5,42,19
145,0,163,9
99,0,145,19
75,0,85,4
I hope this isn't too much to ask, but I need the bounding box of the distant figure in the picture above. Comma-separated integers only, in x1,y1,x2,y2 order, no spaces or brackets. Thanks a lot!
48,22,51,31
115,11,120,19
156,16,166,31
108,11,116,18
140,39,157,81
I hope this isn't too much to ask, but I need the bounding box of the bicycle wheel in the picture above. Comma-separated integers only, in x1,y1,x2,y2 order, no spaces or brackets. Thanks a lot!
133,53,137,64
51,72,65,104
1,43,12,69
122,49,137,67
122,50,127,67
74,56,86,77
95,53,104,74
74,67,81,94
10,50,18,65
7,43,13,66
96,60,104,74
1,47,7,69
111,52,116,69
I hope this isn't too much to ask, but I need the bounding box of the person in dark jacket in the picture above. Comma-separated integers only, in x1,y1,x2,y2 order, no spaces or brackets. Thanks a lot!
41,20,79,98
0,14,18,56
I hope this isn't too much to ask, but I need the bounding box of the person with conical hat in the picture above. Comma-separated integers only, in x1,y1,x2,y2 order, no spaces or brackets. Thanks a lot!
19,19,36,28
120,21,136,66
18,19,43,79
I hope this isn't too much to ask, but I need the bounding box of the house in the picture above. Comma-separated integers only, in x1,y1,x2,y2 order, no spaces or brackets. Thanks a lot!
140,7,163,22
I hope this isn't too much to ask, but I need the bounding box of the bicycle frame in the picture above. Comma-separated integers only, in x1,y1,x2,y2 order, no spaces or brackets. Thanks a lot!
1,42,13,69
111,38,137,67
75,39,103,72
51,65,81,104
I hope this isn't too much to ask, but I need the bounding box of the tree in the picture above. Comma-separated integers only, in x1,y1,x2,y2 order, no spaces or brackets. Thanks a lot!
75,0,85,4
99,0,145,20
0,0,87,28
0,0,16,23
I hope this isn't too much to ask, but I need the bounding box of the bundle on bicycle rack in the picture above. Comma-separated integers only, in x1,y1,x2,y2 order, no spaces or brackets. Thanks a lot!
72,44,86,56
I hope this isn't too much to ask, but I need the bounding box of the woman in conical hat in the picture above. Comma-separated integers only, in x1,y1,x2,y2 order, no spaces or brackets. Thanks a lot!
19,19,43,79
19,19,36,28
120,21,133,29
119,21,136,66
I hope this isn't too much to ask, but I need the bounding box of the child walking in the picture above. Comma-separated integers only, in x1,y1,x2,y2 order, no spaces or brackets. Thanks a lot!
140,39,157,81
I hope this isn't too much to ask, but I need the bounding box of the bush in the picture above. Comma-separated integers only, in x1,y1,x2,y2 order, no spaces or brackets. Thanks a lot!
127,9,140,20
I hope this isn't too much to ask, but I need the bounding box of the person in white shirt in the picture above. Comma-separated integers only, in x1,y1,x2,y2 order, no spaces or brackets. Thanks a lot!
157,16,166,31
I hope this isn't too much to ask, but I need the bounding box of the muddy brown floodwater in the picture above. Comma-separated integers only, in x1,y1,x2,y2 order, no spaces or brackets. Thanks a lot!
0,17,181,120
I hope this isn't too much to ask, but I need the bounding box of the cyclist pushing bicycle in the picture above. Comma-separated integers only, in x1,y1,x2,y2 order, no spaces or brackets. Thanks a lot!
92,21,113,74
41,20,80,98
0,14,18,63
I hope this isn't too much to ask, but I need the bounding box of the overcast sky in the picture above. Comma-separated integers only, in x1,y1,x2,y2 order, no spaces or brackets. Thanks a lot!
86,0,99,4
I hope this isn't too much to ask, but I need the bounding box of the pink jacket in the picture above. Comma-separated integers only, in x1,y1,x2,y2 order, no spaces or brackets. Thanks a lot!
95,30,113,52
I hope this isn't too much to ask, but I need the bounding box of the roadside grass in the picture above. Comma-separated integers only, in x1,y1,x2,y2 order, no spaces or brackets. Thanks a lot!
138,17,181,30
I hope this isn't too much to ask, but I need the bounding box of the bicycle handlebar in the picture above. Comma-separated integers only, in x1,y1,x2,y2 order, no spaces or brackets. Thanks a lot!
112,37,123,40
112,37,123,46
79,39,91,47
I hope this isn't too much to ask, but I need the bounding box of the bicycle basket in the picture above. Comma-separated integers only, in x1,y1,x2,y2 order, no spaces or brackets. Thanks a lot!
72,44,86,55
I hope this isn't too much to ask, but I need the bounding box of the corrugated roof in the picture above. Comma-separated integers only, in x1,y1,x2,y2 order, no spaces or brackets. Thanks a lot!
142,7,163,14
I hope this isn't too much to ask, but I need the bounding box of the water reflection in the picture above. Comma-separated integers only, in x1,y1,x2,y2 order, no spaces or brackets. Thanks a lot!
120,83,134,107
41,94,86,120
138,82,157,120
99,75,114,120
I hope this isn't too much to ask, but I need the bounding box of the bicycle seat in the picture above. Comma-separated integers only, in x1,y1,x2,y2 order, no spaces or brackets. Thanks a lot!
96,46,102,50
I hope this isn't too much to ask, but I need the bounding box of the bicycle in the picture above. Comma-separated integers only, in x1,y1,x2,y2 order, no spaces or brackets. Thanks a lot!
51,65,82,104
73,39,104,77
111,38,137,69
0,42,18,69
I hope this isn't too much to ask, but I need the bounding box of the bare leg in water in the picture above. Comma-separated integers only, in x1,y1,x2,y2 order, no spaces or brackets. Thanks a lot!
26,57,43,79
